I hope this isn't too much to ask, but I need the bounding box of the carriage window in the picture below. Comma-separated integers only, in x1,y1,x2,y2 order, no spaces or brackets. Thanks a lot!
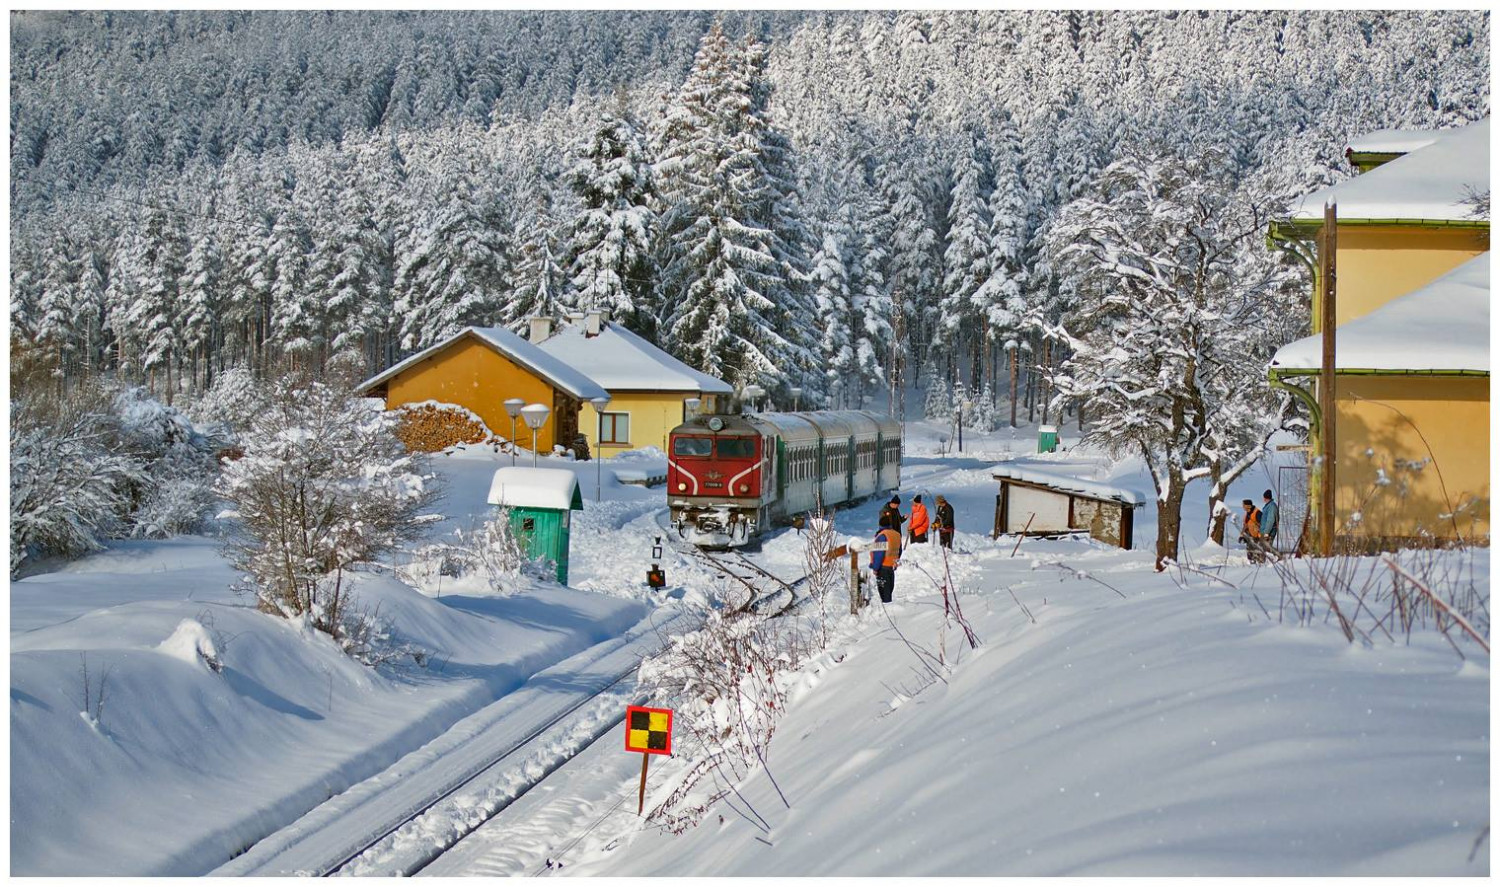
673,437,712,457
717,438,756,458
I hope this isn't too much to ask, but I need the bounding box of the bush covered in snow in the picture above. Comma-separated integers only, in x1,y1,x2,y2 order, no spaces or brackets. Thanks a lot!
216,378,436,662
10,399,146,574
9,382,219,574
184,365,266,441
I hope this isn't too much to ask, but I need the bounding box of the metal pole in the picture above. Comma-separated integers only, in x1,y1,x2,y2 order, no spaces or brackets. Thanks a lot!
1318,202,1338,557
597,410,604,501
957,403,963,452
531,427,539,468
510,417,519,467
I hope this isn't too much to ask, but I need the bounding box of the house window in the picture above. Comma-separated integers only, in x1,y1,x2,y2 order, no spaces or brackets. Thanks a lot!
522,517,536,532
599,411,630,445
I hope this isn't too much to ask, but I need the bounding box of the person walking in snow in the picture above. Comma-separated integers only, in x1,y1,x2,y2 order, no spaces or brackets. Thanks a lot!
909,494,931,544
880,494,905,537
934,495,956,550
870,513,903,603
1259,489,1279,555
1238,498,1264,563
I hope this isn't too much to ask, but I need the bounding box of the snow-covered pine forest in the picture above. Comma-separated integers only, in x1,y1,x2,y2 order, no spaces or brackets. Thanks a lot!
11,10,1489,410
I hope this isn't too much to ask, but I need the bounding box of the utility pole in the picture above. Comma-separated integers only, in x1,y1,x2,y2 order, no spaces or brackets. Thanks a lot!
1317,202,1338,557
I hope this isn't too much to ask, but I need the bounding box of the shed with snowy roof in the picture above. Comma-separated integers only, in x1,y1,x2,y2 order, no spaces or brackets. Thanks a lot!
990,464,1145,549
487,467,584,584
532,310,734,458
357,326,609,458
1266,118,1490,548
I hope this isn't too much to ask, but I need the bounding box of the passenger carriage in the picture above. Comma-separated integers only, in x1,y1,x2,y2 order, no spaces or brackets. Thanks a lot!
667,409,901,547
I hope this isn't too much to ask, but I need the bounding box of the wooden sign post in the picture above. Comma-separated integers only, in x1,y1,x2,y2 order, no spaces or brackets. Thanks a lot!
624,705,673,816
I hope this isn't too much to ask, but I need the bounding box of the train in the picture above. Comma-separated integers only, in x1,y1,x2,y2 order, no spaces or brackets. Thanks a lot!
667,409,903,547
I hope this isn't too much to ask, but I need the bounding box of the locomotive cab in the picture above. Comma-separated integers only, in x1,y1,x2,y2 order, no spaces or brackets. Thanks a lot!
667,414,772,547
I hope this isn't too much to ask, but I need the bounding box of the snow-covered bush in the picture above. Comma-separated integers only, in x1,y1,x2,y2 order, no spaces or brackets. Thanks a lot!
639,606,809,832
111,386,218,538
184,365,265,442
217,378,436,662
10,402,145,575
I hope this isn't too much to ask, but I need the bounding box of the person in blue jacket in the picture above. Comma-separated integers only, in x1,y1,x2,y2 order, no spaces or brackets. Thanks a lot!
869,513,903,603
1259,490,1279,554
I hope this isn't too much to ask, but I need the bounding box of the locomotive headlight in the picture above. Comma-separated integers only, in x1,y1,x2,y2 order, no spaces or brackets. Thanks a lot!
738,483,749,493
677,482,687,492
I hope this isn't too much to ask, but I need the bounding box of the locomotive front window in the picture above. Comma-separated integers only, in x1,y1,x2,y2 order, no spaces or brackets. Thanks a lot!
717,438,756,458
673,437,713,457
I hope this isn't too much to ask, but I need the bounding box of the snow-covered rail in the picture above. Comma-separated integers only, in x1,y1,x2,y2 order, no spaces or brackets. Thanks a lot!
210,608,697,878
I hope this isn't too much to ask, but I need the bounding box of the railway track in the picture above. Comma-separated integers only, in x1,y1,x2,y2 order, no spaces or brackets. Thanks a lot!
211,608,697,878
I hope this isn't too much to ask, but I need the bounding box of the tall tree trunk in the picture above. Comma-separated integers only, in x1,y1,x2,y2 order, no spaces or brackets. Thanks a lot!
1039,340,1052,425
1009,346,1019,427
1207,457,1229,545
1156,472,1185,571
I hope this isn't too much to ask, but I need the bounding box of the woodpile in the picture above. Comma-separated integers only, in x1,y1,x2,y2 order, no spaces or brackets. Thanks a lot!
394,402,495,453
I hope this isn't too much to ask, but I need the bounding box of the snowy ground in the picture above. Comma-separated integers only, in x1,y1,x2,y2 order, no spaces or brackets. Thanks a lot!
9,415,1489,876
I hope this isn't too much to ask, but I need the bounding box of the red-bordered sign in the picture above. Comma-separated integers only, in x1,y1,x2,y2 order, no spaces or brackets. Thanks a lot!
624,705,673,756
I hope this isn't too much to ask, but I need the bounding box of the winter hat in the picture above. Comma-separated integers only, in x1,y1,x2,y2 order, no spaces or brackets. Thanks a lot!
889,494,900,504
914,495,923,504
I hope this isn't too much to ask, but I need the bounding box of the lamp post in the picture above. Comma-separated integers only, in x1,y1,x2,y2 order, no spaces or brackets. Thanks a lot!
520,403,551,468
590,394,611,501
503,398,525,466
957,398,966,453
743,384,765,413
790,386,802,412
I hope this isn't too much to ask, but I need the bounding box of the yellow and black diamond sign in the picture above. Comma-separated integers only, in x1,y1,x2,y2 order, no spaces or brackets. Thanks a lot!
625,705,673,756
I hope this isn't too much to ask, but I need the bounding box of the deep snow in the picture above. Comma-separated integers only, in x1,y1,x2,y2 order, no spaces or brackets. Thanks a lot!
9,414,1489,877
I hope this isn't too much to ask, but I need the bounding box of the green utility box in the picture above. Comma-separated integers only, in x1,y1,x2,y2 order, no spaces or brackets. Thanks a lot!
1037,424,1059,454
487,467,584,584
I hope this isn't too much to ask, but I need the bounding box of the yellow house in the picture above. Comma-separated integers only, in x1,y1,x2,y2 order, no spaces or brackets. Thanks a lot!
357,325,608,455
533,311,734,458
1267,118,1490,548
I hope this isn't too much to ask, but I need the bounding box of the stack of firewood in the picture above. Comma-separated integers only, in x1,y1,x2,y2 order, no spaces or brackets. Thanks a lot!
394,403,494,452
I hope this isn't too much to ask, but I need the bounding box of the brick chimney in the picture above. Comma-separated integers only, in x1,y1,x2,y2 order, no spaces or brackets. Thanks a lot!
528,316,553,343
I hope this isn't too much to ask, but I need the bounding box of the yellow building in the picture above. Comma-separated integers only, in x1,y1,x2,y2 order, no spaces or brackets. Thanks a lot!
1267,118,1490,548
533,311,734,458
357,326,608,455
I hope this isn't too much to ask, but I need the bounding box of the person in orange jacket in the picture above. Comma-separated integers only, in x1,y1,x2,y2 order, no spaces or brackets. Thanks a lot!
909,494,931,544
870,513,903,603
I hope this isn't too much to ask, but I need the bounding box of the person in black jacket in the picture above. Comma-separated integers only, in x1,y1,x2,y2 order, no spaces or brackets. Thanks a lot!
879,494,904,535
934,495,956,549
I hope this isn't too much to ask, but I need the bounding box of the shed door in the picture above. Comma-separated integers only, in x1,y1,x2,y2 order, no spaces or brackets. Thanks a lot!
1007,486,1071,532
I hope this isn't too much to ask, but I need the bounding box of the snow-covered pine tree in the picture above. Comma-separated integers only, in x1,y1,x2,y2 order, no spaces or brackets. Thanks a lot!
1041,146,1305,569
565,104,657,336
809,220,855,406
655,22,802,395
936,126,993,386
507,196,569,334
178,219,223,392
848,181,893,411
924,377,951,421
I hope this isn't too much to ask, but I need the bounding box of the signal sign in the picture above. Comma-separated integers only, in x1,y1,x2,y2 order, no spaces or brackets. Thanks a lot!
625,705,673,755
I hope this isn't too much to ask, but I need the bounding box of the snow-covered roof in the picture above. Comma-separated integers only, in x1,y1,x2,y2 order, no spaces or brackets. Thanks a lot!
1287,118,1489,224
991,464,1147,506
357,327,608,401
486,467,583,510
1345,128,1444,156
1270,252,1489,374
535,321,733,394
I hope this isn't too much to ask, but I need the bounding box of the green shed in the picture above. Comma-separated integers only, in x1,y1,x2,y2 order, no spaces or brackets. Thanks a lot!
486,466,584,584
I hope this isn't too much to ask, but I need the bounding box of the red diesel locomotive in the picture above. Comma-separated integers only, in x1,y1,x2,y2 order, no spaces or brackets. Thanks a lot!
667,410,902,547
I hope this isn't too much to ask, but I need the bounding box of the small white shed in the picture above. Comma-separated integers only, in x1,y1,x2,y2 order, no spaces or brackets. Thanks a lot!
991,465,1146,549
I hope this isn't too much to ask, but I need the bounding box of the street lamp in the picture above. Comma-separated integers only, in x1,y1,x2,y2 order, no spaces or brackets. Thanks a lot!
520,403,551,468
790,386,802,412
743,384,765,413
590,394,611,501
503,398,525,466
957,398,973,452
